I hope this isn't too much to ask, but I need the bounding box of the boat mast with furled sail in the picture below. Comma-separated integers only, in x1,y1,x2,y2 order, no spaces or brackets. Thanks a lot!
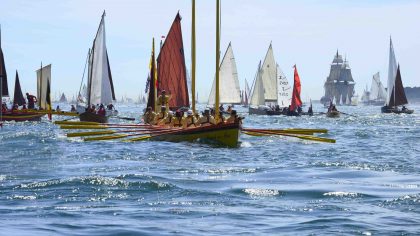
208,42,242,106
79,11,116,123
156,13,189,111
381,37,412,114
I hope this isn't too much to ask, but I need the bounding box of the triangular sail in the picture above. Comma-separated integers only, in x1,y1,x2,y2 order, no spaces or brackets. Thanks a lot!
244,79,250,105
36,64,51,109
290,65,302,111
157,13,189,109
0,26,9,97
146,39,157,110
370,72,386,101
208,43,241,105
13,71,26,106
386,38,397,106
249,61,265,106
389,65,408,107
59,92,67,103
260,43,277,102
88,12,115,106
276,64,291,107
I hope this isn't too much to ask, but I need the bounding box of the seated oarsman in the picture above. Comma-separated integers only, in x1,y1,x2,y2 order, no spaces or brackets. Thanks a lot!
1,103,8,113
160,110,174,126
143,106,157,125
217,112,225,124
227,105,232,114
56,105,61,112
26,93,37,109
11,103,19,113
199,109,216,126
184,110,198,128
156,106,168,125
331,105,338,112
70,105,76,112
402,106,407,111
107,103,115,111
157,90,171,110
170,110,184,128
97,104,106,116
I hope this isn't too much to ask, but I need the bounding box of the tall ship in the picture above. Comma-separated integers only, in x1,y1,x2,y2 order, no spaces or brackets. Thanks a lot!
321,51,356,105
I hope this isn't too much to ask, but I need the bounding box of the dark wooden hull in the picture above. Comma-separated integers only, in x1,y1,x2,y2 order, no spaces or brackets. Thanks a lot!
381,106,414,114
249,107,282,115
1,112,44,122
79,112,109,123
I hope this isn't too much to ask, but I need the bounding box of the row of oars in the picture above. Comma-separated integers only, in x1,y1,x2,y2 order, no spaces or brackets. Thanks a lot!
241,128,335,143
55,121,335,143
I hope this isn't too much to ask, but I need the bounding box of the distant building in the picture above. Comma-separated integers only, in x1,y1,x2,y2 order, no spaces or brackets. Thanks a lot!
321,51,356,105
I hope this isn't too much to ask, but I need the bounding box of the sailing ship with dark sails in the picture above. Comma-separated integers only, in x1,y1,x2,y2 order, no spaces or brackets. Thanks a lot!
79,11,117,123
381,38,413,114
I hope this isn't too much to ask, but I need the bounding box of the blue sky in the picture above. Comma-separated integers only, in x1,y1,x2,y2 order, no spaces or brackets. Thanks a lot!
1,0,419,102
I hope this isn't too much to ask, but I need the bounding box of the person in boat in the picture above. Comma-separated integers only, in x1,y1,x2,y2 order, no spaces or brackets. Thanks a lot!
402,106,407,112
297,106,303,114
70,105,76,112
107,103,115,111
11,103,19,113
331,105,338,112
171,110,184,128
97,104,106,116
26,93,37,109
56,105,61,112
143,106,157,125
22,104,27,112
219,104,225,112
156,106,168,125
226,110,243,124
2,103,8,113
227,105,233,114
199,109,216,126
160,110,174,126
184,110,198,128
90,105,96,113
218,112,225,124
157,90,171,111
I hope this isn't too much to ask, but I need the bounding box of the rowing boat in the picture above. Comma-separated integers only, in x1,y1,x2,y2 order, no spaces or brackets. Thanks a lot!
1,112,44,122
326,111,340,118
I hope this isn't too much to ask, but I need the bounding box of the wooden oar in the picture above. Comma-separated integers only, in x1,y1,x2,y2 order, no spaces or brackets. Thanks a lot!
243,128,328,134
83,129,181,141
55,121,100,125
115,116,136,121
242,131,335,143
66,128,172,137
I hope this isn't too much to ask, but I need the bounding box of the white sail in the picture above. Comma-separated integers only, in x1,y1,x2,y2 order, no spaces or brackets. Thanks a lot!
276,64,291,107
249,62,265,106
371,72,387,101
386,38,397,106
89,12,114,106
208,43,241,105
36,64,52,109
260,43,277,102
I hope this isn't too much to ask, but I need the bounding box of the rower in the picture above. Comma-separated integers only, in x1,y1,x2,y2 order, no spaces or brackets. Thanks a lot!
70,105,76,112
227,105,233,114
226,110,242,124
184,110,198,128
156,106,168,124
11,103,19,113
331,105,338,112
143,106,157,125
161,111,174,126
107,103,115,111
56,105,61,112
171,110,184,128
199,109,216,126
308,105,313,115
2,103,8,113
402,106,408,112
97,104,106,116
157,90,171,111
26,93,37,109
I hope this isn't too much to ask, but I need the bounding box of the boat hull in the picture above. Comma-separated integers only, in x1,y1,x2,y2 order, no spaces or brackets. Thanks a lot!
326,111,340,118
381,106,414,114
151,123,240,147
79,112,109,123
249,107,281,115
0,112,44,122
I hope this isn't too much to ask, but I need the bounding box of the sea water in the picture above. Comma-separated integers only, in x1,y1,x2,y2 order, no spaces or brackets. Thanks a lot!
1,103,419,235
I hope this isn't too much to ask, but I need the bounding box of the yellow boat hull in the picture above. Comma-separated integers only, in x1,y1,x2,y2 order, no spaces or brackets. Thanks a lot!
151,123,240,147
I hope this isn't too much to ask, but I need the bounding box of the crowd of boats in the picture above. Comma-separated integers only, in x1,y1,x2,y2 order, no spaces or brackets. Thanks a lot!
0,0,414,146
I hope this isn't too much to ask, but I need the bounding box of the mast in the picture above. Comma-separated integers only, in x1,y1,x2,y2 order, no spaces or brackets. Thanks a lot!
215,0,220,122
39,62,43,108
191,0,196,114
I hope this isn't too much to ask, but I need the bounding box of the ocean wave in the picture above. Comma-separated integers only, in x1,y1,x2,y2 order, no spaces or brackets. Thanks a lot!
323,191,359,197
243,188,280,197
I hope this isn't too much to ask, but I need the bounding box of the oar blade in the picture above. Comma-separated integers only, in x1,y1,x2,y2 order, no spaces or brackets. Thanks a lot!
55,121,100,125
125,135,152,142
60,125,108,130
67,130,115,137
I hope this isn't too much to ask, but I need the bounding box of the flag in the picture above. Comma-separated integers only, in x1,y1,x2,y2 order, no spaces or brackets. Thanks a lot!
46,79,52,120
290,65,302,111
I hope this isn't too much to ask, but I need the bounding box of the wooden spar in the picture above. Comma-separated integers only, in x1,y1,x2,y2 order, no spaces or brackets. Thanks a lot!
215,0,220,122
191,0,196,114
153,37,158,113
39,62,42,108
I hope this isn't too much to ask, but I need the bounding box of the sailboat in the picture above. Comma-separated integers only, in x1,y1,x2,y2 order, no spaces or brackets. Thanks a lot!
286,65,303,116
146,0,240,147
249,43,291,115
241,79,250,107
79,11,117,123
362,72,387,106
1,71,44,122
207,42,241,107
381,38,413,114
59,93,67,103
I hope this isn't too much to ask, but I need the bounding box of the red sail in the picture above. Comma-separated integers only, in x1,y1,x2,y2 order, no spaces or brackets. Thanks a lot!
290,65,302,111
157,13,189,110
